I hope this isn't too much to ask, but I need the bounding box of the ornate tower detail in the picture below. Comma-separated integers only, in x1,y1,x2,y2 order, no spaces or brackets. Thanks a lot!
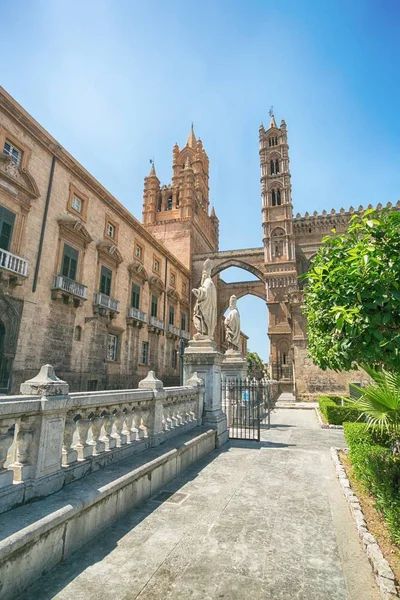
260,112,298,387
142,125,218,269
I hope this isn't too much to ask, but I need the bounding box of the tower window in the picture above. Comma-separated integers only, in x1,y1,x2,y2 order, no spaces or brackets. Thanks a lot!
167,196,172,210
277,190,281,206
275,159,280,173
270,160,275,175
272,190,276,206
176,194,180,208
157,194,162,212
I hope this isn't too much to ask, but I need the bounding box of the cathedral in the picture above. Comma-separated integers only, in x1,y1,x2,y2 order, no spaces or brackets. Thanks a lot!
0,88,383,397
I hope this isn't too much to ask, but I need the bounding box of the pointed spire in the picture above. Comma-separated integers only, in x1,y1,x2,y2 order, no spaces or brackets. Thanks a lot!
148,161,157,177
268,106,276,129
210,206,216,218
186,123,197,148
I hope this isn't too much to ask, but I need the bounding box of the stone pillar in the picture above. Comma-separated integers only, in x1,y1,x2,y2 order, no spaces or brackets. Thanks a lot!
221,350,248,382
183,339,228,447
138,370,165,446
13,365,69,482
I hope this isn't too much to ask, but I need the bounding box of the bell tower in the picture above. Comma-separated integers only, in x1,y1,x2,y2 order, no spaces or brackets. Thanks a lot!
142,125,218,270
260,111,298,386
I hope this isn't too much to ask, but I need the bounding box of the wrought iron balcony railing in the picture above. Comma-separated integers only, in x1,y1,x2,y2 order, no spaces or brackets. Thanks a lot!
52,275,88,299
93,292,120,313
0,249,28,277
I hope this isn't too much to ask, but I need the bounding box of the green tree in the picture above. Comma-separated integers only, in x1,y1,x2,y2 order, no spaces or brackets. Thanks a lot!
303,209,400,372
247,351,265,380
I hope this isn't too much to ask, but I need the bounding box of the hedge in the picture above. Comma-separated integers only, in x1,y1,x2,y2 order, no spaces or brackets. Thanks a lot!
344,423,400,545
318,395,363,425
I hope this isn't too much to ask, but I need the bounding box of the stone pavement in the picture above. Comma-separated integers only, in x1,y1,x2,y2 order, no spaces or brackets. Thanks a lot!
19,410,380,600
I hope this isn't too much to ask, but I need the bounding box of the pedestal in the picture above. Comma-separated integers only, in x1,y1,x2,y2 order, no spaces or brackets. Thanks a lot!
221,350,248,381
183,339,228,447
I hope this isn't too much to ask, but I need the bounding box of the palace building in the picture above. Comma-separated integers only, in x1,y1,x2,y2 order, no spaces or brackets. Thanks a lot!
0,88,391,397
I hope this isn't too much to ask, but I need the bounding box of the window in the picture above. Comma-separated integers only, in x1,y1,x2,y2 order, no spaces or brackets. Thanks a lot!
135,245,142,260
272,189,281,207
172,349,178,369
3,140,22,166
167,196,172,210
107,223,115,239
151,294,158,318
141,341,149,365
157,195,162,212
181,311,187,331
270,159,275,175
275,159,280,173
153,258,160,273
272,190,276,207
71,195,83,213
170,272,176,286
0,206,16,251
176,193,180,208
131,283,140,309
74,326,82,341
100,265,112,296
87,380,98,391
169,305,175,326
182,282,187,297
107,334,118,361
61,244,79,281
277,190,281,205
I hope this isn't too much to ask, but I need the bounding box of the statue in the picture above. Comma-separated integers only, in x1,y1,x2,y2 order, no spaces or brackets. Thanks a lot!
224,295,241,352
192,259,217,340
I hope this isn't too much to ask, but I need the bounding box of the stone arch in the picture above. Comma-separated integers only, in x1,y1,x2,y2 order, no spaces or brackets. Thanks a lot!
210,259,265,284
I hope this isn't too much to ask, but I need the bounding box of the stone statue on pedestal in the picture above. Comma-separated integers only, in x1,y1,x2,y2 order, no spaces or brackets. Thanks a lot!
224,295,241,353
192,259,217,340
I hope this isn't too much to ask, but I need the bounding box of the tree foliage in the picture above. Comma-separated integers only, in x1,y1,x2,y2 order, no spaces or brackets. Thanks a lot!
303,209,400,372
247,350,265,380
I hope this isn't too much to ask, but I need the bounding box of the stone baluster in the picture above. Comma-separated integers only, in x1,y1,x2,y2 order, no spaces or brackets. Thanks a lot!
189,397,196,421
122,409,135,443
89,415,105,455
0,420,15,488
182,400,190,423
112,411,127,447
133,409,144,439
170,404,178,429
12,417,35,481
75,418,93,460
100,413,116,451
62,418,78,465
140,407,149,438
175,402,183,426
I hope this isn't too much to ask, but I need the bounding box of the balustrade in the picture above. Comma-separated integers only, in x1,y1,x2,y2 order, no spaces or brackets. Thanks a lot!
0,367,204,514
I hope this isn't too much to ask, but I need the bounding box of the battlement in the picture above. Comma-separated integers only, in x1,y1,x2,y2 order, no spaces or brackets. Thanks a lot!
293,201,400,234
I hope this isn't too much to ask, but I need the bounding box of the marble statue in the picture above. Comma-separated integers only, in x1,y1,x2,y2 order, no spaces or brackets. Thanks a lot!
192,259,217,340
224,295,241,352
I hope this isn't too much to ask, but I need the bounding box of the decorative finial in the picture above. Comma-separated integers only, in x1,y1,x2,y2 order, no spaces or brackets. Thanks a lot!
269,106,274,117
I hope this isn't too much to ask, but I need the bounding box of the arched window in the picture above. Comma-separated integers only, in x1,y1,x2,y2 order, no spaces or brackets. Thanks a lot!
277,190,281,206
167,196,172,210
157,194,162,212
270,160,275,175
275,159,280,173
272,190,276,206
176,193,180,208
271,227,285,258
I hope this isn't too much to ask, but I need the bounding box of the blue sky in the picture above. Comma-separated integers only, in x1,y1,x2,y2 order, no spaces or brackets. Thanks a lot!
2,0,399,361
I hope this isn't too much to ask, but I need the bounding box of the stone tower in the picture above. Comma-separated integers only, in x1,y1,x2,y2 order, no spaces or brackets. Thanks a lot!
142,125,219,270
259,112,298,386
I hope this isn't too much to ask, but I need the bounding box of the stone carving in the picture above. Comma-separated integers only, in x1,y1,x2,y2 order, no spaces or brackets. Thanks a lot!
192,259,217,340
224,295,241,352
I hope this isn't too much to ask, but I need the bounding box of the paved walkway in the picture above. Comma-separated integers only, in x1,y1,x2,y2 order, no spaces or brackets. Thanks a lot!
20,410,380,600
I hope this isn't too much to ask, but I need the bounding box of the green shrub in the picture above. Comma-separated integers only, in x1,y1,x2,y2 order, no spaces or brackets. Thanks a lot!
344,423,400,544
318,395,363,425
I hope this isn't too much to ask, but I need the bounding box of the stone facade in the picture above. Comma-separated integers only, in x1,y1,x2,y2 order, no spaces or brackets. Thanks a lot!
0,88,192,393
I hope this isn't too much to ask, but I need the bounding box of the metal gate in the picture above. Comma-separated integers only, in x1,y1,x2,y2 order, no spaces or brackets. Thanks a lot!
221,378,273,441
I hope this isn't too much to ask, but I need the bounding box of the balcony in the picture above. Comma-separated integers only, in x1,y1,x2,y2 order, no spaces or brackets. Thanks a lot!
148,316,164,334
180,330,190,341
126,307,148,328
52,275,87,306
167,324,180,339
0,248,28,285
93,292,120,316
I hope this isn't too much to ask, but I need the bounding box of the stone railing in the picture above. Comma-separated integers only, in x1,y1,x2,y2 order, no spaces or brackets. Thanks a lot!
0,248,28,277
126,306,148,324
93,292,120,313
52,275,88,299
0,366,204,515
180,329,190,340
